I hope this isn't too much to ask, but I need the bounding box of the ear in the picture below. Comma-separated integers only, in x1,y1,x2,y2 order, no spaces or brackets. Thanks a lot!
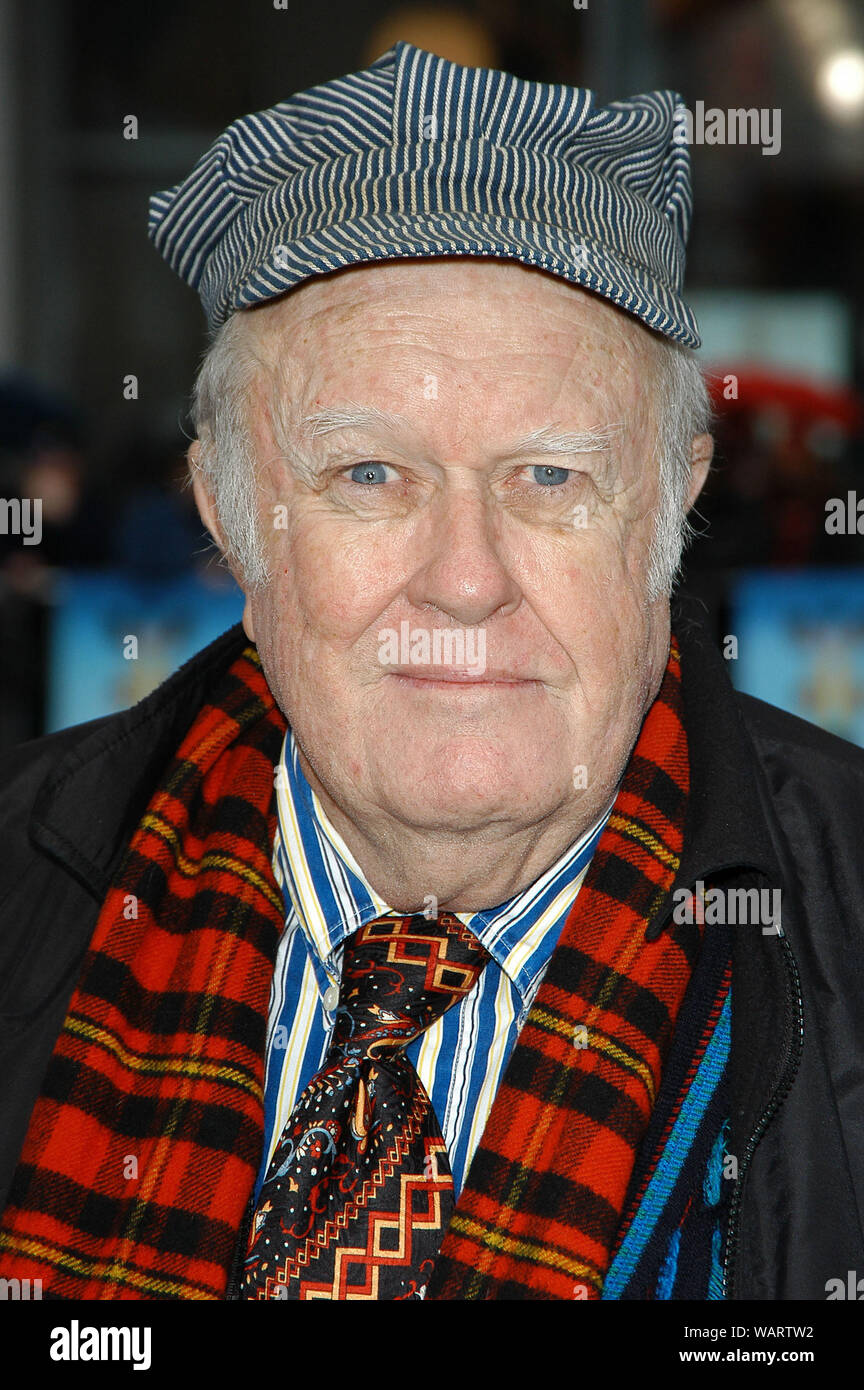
686,432,714,511
240,596,257,644
189,440,258,643
189,439,229,555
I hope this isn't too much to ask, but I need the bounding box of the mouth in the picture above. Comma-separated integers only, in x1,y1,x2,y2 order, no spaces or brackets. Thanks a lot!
387,669,541,689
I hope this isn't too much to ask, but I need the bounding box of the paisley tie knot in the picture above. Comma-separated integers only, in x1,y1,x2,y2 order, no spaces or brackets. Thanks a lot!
330,912,490,1060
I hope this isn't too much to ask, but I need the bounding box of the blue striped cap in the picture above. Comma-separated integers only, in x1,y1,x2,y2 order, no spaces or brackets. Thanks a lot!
148,40,700,348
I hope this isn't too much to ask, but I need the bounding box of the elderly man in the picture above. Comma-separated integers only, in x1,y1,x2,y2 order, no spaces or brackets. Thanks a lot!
1,42,863,1304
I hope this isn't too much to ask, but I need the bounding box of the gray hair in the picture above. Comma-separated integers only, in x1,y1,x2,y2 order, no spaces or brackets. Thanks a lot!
189,314,272,590
647,336,712,598
190,310,711,600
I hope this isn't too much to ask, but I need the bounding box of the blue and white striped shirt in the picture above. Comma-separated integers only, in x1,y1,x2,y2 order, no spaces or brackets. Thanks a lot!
256,729,612,1200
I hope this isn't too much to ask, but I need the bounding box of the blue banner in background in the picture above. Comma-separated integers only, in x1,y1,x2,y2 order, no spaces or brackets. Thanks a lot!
46,570,245,731
730,568,864,747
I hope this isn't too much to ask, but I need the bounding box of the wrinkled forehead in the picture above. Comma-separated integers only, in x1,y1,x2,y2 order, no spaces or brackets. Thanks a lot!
238,257,663,441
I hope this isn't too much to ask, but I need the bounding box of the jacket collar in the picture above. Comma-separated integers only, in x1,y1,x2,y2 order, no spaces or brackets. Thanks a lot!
672,596,782,894
30,623,251,902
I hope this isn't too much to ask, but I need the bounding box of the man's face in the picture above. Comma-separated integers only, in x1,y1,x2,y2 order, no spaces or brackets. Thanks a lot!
197,259,702,872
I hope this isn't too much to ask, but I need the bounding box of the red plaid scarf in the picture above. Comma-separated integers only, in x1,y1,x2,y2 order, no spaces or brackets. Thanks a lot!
0,647,287,1299
0,637,691,1300
426,636,694,1299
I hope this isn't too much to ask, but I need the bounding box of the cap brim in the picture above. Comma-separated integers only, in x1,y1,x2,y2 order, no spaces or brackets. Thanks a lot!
205,209,700,349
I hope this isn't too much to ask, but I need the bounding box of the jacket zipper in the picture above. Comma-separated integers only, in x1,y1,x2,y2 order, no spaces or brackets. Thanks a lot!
225,1194,256,1300
722,929,804,1298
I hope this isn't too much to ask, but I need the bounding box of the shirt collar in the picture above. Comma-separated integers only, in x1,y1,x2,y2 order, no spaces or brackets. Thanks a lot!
273,732,388,968
273,728,612,1001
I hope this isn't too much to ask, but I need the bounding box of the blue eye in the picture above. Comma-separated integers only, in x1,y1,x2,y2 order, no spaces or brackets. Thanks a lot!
532,464,571,486
350,462,389,484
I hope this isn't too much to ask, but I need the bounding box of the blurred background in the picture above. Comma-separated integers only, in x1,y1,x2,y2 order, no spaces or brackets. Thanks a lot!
1,0,863,751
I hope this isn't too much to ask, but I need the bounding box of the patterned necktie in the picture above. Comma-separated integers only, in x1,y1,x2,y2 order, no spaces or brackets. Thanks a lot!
243,911,491,1299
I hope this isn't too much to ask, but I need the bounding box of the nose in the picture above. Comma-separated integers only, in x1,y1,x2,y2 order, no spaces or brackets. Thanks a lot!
404,481,522,627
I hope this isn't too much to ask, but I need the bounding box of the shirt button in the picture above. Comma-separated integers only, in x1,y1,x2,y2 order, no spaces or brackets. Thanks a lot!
323,985,339,1012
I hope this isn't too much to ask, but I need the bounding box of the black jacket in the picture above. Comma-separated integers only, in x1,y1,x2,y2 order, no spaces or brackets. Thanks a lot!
2,609,863,1299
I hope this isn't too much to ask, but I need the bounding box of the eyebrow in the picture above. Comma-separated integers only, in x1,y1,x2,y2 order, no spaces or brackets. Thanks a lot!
301,406,618,457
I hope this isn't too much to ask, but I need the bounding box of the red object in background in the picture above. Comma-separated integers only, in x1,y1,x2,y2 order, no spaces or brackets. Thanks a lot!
707,368,863,434
698,368,864,567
